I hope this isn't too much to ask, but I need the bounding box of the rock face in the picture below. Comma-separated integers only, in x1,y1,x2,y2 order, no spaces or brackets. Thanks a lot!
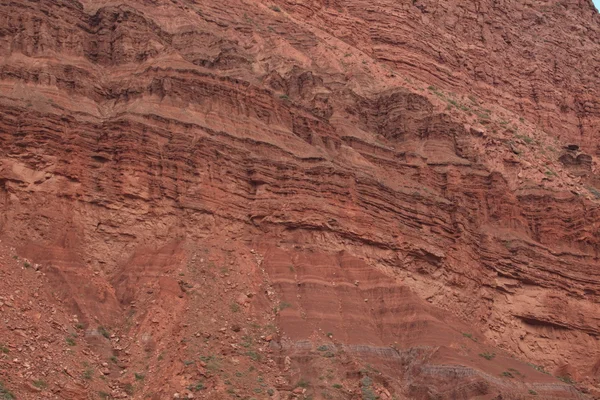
1,0,600,399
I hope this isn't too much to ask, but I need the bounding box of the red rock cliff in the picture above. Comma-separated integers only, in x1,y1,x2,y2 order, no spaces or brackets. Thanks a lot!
0,0,600,399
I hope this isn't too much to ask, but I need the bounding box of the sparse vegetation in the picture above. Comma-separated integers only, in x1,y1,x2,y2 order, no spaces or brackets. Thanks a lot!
360,376,379,400
462,332,477,342
427,85,444,99
557,375,574,384
98,391,110,399
508,368,523,377
32,379,47,389
529,389,538,395
124,383,134,395
479,352,495,360
270,5,281,12
246,351,261,362
587,186,600,199
501,371,514,378
199,355,221,372
134,373,145,381
230,302,240,313
475,110,491,120
332,383,342,389
296,378,310,388
317,345,329,351
188,381,205,391
528,363,549,375
241,335,253,348
23,261,31,268
515,134,534,144
0,382,15,400
0,345,9,354
83,368,93,380
98,326,110,339
278,301,292,311
66,337,76,346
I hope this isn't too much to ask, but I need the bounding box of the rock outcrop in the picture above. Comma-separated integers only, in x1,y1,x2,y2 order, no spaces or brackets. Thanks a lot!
1,0,600,399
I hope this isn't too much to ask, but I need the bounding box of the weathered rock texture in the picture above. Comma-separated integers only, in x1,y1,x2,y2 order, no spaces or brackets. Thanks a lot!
1,0,600,399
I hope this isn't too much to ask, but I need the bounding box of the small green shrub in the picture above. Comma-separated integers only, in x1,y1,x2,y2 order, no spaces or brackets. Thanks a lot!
332,383,342,389
270,5,281,12
557,375,574,384
98,326,110,339
188,381,205,391
462,332,477,342
66,337,76,346
124,383,134,395
508,368,524,377
515,134,534,144
529,389,538,395
360,376,378,400
528,363,549,374
33,379,47,389
134,373,144,381
83,369,93,380
0,382,15,400
246,351,261,362
296,378,310,388
479,352,495,360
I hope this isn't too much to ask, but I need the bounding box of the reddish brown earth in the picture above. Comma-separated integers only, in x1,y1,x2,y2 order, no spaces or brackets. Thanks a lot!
1,0,600,399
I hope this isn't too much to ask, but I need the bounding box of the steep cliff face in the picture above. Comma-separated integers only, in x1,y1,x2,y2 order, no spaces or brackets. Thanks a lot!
1,0,600,399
